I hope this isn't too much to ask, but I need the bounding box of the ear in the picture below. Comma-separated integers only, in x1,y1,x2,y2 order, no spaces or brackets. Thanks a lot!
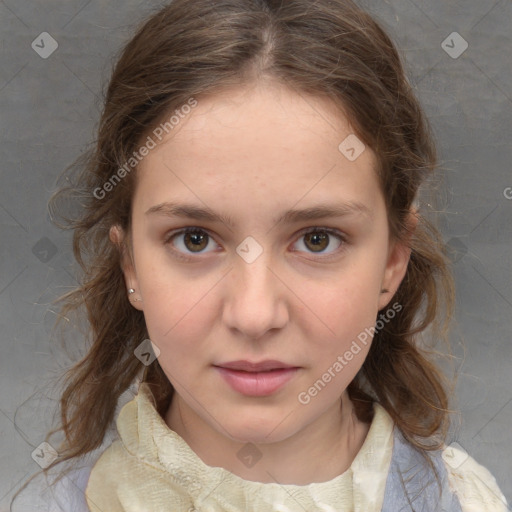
377,210,418,310
109,225,144,311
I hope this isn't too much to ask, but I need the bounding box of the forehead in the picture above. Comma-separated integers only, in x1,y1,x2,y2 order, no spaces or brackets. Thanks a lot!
147,81,370,158
135,81,383,226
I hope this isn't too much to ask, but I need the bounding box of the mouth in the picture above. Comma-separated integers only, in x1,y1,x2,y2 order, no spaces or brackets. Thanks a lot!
215,360,297,372
213,360,300,396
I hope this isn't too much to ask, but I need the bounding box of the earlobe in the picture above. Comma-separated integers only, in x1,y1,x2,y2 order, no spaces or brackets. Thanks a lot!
128,287,144,307
110,225,144,311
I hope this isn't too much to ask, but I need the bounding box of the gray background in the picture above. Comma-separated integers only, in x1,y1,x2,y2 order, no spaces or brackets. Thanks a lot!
0,0,511,509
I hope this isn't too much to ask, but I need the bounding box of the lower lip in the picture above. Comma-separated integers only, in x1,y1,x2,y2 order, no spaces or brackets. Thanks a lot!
215,367,299,396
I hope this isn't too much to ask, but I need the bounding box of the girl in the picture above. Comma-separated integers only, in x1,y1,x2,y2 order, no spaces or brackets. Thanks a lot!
13,0,508,510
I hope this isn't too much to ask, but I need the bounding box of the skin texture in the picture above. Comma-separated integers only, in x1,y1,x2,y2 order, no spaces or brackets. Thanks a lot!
111,80,413,484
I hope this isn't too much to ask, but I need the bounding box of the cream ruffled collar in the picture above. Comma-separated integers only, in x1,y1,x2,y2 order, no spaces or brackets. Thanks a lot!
111,383,395,511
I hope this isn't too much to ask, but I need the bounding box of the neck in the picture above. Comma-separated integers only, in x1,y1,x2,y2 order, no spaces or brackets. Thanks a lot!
165,392,370,485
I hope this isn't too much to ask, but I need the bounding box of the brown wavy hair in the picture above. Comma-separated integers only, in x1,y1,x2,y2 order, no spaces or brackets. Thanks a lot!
13,0,455,504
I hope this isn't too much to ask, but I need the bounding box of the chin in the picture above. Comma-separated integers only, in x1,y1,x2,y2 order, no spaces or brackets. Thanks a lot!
216,412,301,445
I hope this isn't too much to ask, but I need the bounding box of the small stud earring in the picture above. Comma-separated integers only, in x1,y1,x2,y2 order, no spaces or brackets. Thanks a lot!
128,288,142,303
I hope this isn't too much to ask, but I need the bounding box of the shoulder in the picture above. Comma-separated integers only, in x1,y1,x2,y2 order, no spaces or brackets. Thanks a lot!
441,443,509,512
45,464,93,512
383,426,508,512
12,464,93,512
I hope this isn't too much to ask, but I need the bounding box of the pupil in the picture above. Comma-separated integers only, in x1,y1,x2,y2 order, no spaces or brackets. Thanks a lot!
306,232,328,252
186,231,207,252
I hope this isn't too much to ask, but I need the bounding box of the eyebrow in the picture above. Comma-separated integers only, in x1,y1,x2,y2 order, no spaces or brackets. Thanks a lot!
145,201,371,227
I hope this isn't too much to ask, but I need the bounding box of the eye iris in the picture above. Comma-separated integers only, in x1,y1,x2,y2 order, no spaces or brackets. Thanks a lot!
185,231,208,252
305,232,329,252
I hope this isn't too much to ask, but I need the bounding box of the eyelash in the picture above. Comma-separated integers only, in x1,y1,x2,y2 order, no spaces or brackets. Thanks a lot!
163,226,348,262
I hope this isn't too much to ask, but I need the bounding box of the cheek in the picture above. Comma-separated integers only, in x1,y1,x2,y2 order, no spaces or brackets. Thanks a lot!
142,284,211,342
292,262,384,390
135,255,221,370
298,267,383,344
141,294,212,381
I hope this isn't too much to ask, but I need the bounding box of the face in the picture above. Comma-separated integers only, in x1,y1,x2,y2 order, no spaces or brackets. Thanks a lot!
115,81,411,444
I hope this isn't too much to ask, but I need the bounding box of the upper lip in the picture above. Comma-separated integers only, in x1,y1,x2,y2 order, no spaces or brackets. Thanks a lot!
215,360,297,372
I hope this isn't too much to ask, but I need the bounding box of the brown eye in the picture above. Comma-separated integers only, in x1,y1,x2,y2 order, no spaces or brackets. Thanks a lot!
293,228,345,256
183,230,209,252
165,228,217,257
303,231,330,252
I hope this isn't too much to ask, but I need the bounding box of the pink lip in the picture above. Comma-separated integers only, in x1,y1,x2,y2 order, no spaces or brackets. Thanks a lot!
214,360,299,396
217,360,296,372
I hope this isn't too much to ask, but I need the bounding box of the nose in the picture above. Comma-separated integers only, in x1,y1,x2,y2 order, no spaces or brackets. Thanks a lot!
222,249,289,341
